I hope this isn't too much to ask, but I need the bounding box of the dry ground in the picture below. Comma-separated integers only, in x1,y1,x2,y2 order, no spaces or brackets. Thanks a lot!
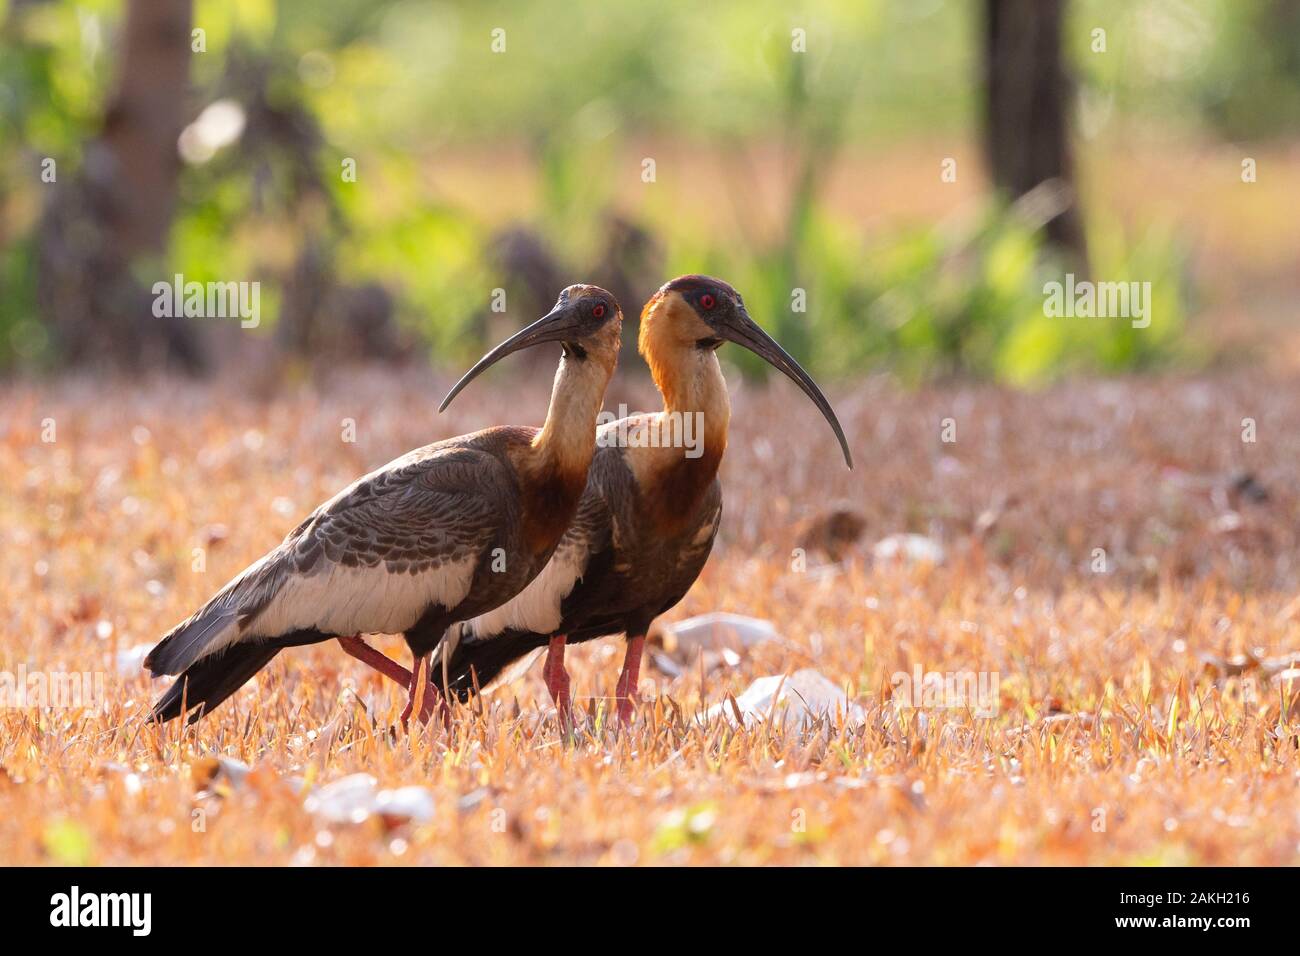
2,365,1299,865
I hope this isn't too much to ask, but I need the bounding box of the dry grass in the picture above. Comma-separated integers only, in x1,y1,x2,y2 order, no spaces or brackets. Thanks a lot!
2,365,1299,865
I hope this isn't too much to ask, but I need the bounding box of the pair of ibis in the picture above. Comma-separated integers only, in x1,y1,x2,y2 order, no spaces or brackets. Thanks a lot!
145,276,851,726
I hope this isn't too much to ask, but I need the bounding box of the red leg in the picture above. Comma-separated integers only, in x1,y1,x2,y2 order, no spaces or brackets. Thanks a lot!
338,635,411,687
613,634,645,725
398,654,423,725
543,634,572,721
399,653,446,727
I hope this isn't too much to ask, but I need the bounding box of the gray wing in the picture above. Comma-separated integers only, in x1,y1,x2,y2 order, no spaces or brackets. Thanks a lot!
145,445,516,675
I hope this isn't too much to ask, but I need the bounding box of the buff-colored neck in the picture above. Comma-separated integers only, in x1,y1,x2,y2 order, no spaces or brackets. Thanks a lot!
528,350,616,477
638,296,731,469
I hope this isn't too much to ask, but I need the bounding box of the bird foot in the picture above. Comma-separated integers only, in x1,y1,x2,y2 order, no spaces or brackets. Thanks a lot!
399,655,451,729
613,697,634,725
334,639,452,730
612,634,646,726
543,634,573,726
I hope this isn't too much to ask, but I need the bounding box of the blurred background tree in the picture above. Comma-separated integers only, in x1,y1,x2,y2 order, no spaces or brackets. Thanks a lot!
1,0,1297,383
983,0,1087,268
35,0,204,371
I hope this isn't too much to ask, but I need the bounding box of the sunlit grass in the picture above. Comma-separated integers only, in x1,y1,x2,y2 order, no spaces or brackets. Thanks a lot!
2,367,1298,864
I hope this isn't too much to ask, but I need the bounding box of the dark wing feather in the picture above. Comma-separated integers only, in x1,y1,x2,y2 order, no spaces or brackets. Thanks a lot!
282,445,507,576
150,644,283,723
146,442,519,676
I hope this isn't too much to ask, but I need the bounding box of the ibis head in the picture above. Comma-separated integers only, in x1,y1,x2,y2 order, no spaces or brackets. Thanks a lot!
441,284,622,412
641,275,853,469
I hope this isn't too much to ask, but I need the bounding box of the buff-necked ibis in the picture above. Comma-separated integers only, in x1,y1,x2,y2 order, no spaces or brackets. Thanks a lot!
145,285,624,725
433,275,853,723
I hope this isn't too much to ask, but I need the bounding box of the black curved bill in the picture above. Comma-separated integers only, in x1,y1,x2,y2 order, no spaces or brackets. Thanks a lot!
440,302,584,412
721,308,853,469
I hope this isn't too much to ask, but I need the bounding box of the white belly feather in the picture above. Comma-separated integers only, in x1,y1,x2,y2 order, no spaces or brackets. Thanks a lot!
229,553,480,649
462,545,585,640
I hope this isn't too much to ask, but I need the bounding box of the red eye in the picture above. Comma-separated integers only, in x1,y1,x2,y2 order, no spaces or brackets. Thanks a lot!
592,303,606,318
700,294,715,310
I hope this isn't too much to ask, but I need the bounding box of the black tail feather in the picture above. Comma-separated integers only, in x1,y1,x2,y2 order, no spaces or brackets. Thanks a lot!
150,644,283,724
443,629,550,701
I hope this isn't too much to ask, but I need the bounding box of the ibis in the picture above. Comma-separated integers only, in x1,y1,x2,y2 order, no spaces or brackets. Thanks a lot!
144,285,624,725
433,275,853,722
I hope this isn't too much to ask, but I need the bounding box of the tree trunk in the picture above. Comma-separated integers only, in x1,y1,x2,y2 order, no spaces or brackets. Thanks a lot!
983,0,1088,269
101,0,192,256
37,0,204,372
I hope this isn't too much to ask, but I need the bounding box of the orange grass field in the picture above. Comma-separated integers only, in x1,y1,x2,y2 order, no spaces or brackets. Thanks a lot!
2,366,1299,866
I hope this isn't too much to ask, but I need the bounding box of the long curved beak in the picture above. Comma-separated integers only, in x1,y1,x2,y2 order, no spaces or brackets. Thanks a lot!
440,303,583,412
721,307,853,469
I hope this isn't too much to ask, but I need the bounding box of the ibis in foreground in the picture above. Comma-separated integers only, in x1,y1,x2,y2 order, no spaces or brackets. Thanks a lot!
144,285,624,724
433,275,853,722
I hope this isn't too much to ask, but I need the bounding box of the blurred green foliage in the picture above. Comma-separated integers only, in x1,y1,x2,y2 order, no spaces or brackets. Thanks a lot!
681,198,1192,388
0,0,1291,379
